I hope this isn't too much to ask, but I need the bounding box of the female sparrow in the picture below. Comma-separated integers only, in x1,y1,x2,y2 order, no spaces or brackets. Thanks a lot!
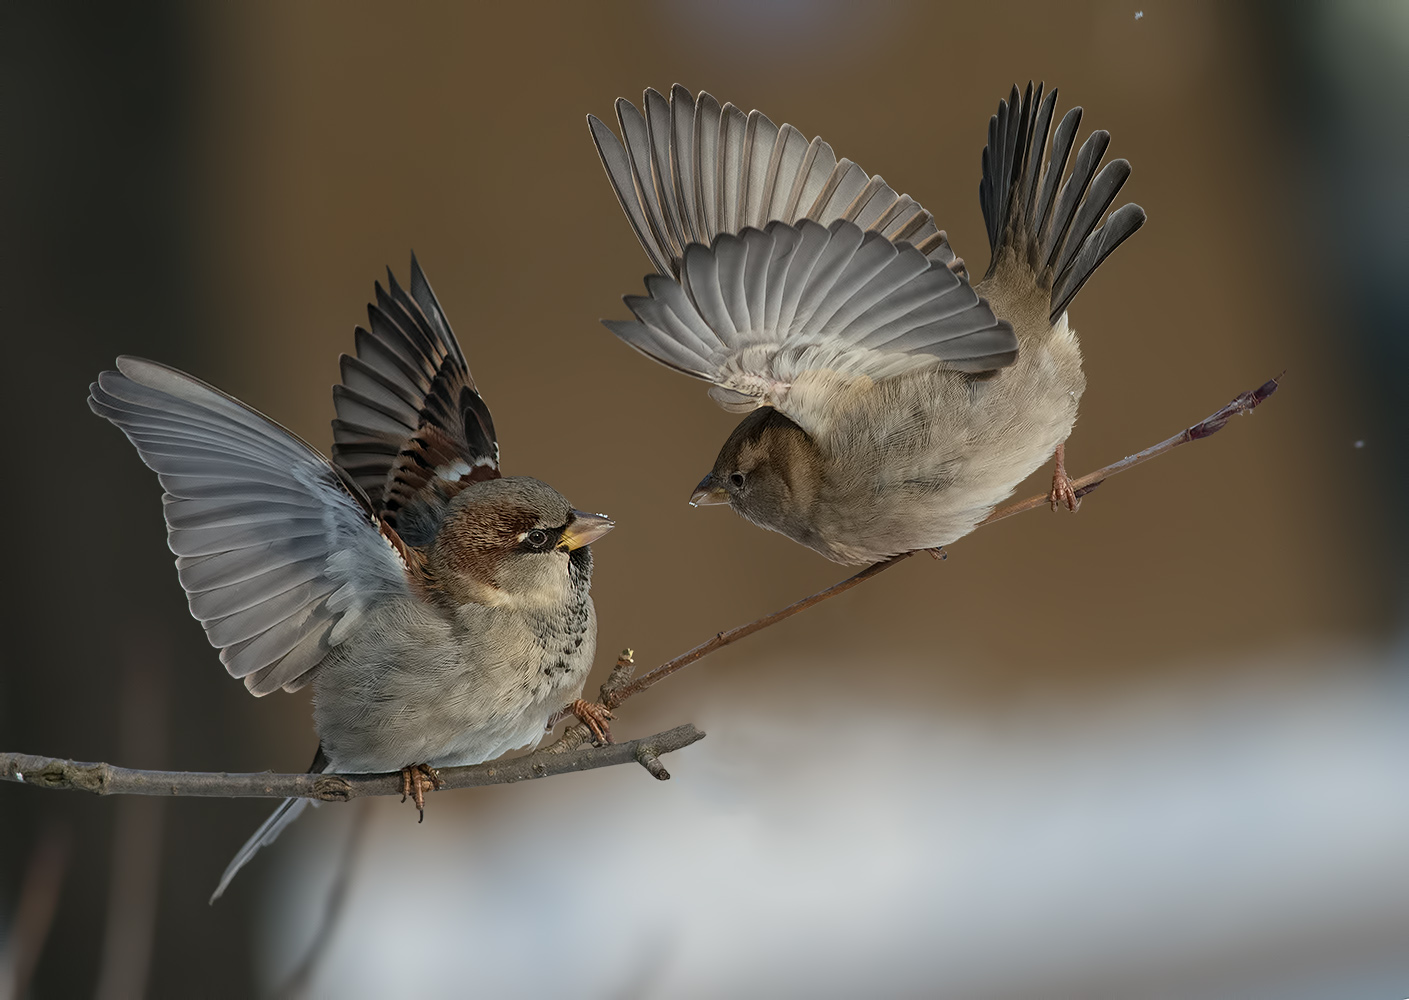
589,83,1142,564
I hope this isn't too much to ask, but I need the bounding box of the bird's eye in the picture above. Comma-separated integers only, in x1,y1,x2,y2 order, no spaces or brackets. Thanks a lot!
729,471,746,489
526,529,549,549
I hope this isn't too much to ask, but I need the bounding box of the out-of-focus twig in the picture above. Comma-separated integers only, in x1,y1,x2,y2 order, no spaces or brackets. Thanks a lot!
95,633,169,1000
0,824,72,1000
273,801,372,1000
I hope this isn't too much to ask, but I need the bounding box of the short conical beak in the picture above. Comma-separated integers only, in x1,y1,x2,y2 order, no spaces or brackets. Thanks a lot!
558,510,614,551
689,474,729,507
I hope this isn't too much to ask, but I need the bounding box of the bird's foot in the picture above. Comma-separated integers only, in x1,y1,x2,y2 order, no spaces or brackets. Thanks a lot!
926,547,947,561
1048,443,1080,512
399,763,443,822
571,699,615,745
1049,470,1079,512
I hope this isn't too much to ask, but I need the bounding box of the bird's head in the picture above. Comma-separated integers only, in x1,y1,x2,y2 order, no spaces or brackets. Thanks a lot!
429,476,613,609
690,408,821,544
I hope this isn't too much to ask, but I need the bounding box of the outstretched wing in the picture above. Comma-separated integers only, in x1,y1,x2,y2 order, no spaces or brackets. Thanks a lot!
589,84,965,279
90,358,412,696
604,218,1016,430
332,256,499,531
592,88,1017,428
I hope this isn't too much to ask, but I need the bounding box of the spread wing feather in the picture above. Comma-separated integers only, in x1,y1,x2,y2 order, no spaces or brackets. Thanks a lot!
593,88,1015,428
331,256,499,530
90,358,411,695
589,85,965,278
605,219,1016,432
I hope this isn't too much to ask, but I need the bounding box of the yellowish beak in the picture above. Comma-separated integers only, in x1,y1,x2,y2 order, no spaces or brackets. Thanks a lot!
558,510,614,551
689,473,729,507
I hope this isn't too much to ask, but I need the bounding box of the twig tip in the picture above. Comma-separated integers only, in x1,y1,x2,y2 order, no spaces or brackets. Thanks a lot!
1254,372,1284,402
635,748,672,780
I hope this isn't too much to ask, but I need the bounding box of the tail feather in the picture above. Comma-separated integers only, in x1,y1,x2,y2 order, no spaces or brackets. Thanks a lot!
209,746,325,903
1034,104,1082,252
1019,89,1058,230
209,797,312,903
1053,154,1128,279
1042,128,1110,274
1051,202,1146,320
981,83,1145,324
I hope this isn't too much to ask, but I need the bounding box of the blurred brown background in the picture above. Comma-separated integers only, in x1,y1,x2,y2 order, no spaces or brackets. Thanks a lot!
2,2,1404,997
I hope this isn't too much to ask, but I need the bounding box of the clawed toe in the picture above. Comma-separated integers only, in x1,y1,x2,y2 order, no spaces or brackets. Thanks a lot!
399,763,443,822
571,699,615,745
1048,475,1079,512
1048,442,1080,513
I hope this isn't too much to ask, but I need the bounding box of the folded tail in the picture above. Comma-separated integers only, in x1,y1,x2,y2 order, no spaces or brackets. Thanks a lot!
209,747,325,903
979,82,1145,324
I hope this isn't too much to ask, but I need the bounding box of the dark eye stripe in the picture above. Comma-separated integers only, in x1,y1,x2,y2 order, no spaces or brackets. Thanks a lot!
520,525,566,553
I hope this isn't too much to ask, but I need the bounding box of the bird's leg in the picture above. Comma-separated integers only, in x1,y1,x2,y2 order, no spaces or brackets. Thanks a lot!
399,763,443,822
570,699,615,745
1048,442,1080,512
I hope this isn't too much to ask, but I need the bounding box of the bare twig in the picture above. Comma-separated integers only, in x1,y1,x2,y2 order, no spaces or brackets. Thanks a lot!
979,374,1282,525
0,724,705,801
603,558,905,708
544,648,637,736
0,375,1278,803
599,646,639,705
635,747,672,780
604,375,1281,708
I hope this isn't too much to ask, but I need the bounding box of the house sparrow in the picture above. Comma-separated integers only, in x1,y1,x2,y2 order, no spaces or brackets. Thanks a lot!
588,84,1143,564
88,258,614,901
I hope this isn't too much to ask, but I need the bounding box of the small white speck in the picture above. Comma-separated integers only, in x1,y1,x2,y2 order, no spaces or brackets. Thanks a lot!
1135,10,1144,18
14,771,22,782
1354,440,1365,449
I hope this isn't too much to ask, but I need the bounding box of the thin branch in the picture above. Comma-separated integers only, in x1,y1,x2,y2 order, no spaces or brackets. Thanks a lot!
603,557,905,708
604,374,1281,708
0,724,705,801
0,374,1279,802
979,374,1282,525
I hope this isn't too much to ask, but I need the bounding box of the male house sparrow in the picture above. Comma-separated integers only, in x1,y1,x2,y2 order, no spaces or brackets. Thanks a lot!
88,258,614,900
589,84,1143,564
